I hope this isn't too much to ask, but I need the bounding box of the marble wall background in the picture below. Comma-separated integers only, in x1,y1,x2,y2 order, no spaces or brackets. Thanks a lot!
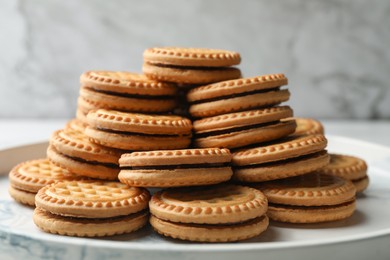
0,0,389,119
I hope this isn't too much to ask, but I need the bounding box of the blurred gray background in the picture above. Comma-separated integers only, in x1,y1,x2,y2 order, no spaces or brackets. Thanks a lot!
0,0,389,119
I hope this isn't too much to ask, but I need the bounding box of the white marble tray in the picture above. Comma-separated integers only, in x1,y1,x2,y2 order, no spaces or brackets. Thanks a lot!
0,136,390,260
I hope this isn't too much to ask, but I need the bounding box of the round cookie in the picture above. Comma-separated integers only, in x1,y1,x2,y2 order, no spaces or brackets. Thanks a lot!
79,86,176,113
85,109,192,150
149,184,269,242
187,74,290,118
143,63,242,85
232,134,330,182
80,71,176,96
253,173,356,223
34,180,150,237
118,148,233,187
144,47,241,67
192,106,296,149
35,180,150,218
48,128,121,180
8,159,80,206
293,117,324,135
317,154,369,193
33,207,148,237
143,47,242,85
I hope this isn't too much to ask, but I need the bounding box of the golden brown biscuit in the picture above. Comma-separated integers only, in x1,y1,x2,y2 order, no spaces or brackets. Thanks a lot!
317,154,369,193
119,148,232,187
33,180,150,237
8,159,80,206
232,135,330,182
85,109,192,150
253,173,356,223
192,106,296,149
293,117,325,135
187,74,290,118
149,184,268,242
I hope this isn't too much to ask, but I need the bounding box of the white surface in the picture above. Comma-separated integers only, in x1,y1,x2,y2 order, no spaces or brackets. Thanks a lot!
0,136,390,260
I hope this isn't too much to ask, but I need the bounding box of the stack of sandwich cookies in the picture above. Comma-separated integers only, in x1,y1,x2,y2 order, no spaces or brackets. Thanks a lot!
48,128,121,180
149,184,268,242
33,180,150,237
232,134,329,182
8,159,80,206
77,71,177,121
192,106,296,149
119,148,232,187
85,109,192,150
317,154,369,193
187,74,290,118
254,173,356,223
143,47,241,85
293,117,325,136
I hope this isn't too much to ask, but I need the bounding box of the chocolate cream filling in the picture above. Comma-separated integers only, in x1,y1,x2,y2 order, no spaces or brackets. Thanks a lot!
87,87,174,100
121,162,230,170
190,87,281,105
149,62,238,71
195,120,280,138
269,199,355,210
154,215,266,228
96,127,191,138
62,153,119,169
234,150,327,169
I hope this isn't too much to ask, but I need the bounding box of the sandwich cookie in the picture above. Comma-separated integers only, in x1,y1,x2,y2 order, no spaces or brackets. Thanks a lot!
143,47,241,85
293,117,324,136
192,106,296,149
232,134,330,182
48,128,122,180
317,154,369,193
253,173,356,223
187,74,290,118
64,118,87,132
8,159,80,206
79,71,177,113
149,184,268,242
34,180,150,237
85,109,192,150
119,148,232,187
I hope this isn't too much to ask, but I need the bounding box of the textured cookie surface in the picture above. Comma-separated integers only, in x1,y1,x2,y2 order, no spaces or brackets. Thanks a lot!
47,145,120,180
193,120,296,149
50,129,121,164
193,106,293,133
87,109,192,135
144,47,241,67
150,215,268,242
35,180,150,218
149,184,268,224
80,71,176,96
119,148,232,187
80,87,176,113
65,118,87,132
267,200,356,223
9,159,78,193
120,148,231,166
254,173,356,206
9,185,36,206
233,134,328,165
233,151,330,182
317,154,369,192
33,207,148,237
143,63,242,85
293,118,325,135
187,74,288,102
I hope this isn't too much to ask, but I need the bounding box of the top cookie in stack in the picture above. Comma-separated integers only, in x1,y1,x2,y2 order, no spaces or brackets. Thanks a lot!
187,74,295,149
143,47,242,85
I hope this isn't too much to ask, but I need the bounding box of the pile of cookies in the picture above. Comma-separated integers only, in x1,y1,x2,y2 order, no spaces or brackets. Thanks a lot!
8,47,369,243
